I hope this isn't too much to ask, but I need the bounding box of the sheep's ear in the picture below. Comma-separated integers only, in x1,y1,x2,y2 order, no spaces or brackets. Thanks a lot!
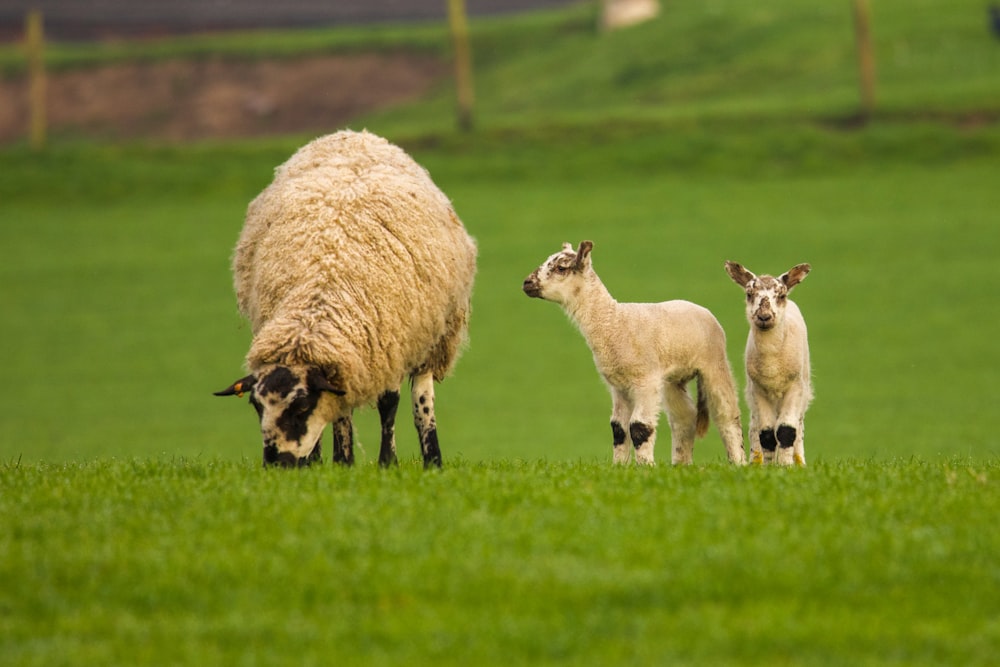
575,240,593,270
781,263,811,290
725,261,755,288
214,375,257,397
307,367,346,396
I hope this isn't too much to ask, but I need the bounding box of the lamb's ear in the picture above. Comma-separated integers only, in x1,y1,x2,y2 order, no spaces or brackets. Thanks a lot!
561,242,574,252
575,240,593,270
214,375,256,397
725,261,755,288
307,367,346,396
781,263,811,290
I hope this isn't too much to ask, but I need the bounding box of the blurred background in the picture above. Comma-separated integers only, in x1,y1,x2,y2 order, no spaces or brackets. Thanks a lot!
1,0,997,464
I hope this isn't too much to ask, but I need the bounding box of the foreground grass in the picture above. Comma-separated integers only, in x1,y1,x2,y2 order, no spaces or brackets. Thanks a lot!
2,458,997,665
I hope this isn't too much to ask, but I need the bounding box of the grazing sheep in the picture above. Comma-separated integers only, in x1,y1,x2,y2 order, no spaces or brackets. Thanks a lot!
523,241,746,466
725,261,812,466
215,130,477,468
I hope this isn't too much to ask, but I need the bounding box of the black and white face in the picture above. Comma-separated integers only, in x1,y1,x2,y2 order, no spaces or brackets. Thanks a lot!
725,261,811,332
522,241,593,303
215,365,344,466
742,275,788,331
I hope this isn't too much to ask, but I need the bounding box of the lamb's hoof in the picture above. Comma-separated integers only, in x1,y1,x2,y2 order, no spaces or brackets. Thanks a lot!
793,453,806,466
751,450,764,465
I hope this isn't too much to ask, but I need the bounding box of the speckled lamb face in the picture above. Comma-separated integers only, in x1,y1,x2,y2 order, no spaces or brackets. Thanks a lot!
215,365,344,466
725,261,810,332
522,241,593,303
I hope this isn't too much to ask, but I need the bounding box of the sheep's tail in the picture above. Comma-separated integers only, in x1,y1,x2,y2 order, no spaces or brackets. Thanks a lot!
695,375,710,439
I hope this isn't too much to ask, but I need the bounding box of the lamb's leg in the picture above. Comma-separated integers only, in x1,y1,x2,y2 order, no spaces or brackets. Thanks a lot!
332,414,354,466
749,385,778,465
775,418,807,466
377,390,400,467
792,418,806,466
630,381,663,465
663,382,697,465
411,371,442,468
776,385,809,466
702,365,746,465
609,386,633,465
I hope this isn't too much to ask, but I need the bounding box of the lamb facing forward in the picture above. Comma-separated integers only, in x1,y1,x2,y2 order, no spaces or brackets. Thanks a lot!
725,261,812,466
523,241,746,465
215,130,477,468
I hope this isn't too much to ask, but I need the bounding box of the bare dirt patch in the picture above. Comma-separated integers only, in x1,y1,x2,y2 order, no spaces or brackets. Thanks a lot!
0,53,447,143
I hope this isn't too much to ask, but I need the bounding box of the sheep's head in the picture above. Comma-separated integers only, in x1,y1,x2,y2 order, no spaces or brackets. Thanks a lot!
725,261,810,332
215,365,345,466
522,240,593,303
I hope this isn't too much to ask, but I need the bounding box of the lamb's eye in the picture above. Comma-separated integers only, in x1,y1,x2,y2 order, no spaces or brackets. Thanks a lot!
777,293,787,301
554,265,570,274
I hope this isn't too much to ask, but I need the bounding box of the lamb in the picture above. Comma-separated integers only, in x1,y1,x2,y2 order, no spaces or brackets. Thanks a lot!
724,261,812,466
215,130,477,468
523,241,746,466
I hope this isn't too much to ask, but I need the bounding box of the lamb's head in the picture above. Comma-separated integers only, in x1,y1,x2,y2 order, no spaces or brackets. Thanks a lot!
725,261,811,332
522,240,593,304
215,365,345,467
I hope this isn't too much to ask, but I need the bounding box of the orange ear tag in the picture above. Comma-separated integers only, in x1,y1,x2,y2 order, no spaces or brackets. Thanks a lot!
234,382,244,398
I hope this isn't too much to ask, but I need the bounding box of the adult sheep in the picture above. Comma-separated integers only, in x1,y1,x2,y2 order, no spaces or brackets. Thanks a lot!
215,130,477,468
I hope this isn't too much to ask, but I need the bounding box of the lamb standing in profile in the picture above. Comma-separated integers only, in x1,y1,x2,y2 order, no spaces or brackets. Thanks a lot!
523,241,746,466
725,261,812,466
215,130,477,468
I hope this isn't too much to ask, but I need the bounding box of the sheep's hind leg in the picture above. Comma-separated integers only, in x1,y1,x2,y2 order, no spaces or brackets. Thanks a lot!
377,390,400,467
411,371,442,468
332,414,354,466
663,382,697,465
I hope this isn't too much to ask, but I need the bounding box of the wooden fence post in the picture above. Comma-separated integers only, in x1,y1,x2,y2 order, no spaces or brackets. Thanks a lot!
852,0,877,118
25,9,47,150
446,0,474,131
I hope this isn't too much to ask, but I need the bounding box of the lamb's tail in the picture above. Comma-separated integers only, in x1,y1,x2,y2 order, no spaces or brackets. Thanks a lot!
695,374,710,439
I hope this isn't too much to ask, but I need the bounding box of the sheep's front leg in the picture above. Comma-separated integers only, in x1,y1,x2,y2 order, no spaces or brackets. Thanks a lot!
630,382,663,466
663,382,697,465
332,414,354,466
776,386,809,466
748,384,778,465
377,390,400,467
609,386,633,465
411,371,442,468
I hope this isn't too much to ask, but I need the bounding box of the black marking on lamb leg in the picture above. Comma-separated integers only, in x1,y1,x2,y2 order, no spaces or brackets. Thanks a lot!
332,416,354,466
377,390,400,467
776,425,797,449
760,429,778,452
629,422,654,450
421,428,442,469
611,421,626,447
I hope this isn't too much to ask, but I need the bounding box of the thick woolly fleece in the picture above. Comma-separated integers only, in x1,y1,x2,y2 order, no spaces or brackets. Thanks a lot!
232,130,477,405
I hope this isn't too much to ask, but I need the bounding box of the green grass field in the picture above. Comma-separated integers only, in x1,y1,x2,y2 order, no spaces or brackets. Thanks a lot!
2,1,999,663
3,458,998,665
